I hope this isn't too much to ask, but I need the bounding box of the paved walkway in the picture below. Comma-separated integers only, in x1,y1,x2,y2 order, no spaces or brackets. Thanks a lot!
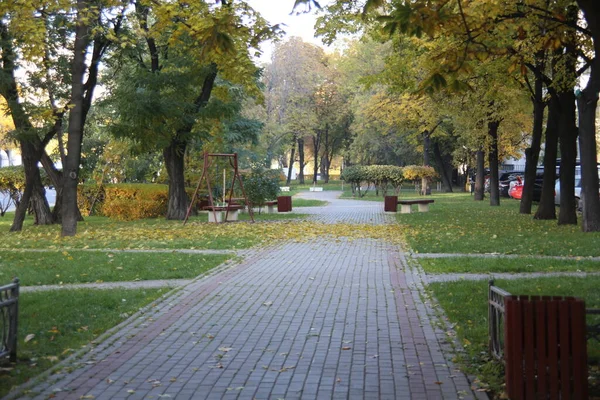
11,191,485,400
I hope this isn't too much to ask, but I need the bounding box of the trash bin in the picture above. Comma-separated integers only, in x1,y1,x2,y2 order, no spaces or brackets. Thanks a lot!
384,196,398,212
277,196,292,212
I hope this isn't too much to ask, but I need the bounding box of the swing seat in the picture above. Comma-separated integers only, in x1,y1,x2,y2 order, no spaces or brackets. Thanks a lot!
202,205,244,223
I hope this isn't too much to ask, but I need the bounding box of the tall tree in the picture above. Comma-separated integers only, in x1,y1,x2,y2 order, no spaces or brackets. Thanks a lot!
575,0,600,231
108,0,274,220
263,37,328,184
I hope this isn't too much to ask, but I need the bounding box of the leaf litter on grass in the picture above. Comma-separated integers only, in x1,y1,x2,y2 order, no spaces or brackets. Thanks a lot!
0,220,408,250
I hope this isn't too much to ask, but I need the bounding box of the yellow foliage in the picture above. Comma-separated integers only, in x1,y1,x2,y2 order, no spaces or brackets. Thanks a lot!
100,185,168,220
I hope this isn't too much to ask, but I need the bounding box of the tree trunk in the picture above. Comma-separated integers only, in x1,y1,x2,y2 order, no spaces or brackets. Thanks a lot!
556,7,579,226
61,0,89,237
534,95,559,220
432,141,453,192
297,136,305,184
521,60,545,214
323,124,330,183
557,89,578,225
421,131,431,195
286,140,296,186
312,130,321,184
9,174,33,232
575,0,600,231
488,120,501,206
577,84,600,231
322,155,329,183
474,149,485,201
1,22,53,230
10,141,53,230
164,138,190,220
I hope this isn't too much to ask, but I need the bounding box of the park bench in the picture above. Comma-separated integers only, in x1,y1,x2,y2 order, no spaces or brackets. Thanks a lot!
397,199,434,214
280,186,290,192
202,205,244,222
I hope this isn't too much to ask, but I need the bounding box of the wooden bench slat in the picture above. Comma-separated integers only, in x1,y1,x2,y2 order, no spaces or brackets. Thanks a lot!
397,199,435,205
202,205,244,211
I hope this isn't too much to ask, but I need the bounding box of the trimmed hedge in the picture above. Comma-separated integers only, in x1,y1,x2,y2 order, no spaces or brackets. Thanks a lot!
78,184,169,220
341,164,437,197
100,184,168,220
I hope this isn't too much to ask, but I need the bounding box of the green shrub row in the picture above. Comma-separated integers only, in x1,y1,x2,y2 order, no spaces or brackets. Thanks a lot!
340,165,437,197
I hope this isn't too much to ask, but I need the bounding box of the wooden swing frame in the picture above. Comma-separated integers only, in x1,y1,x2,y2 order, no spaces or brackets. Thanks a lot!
183,152,254,224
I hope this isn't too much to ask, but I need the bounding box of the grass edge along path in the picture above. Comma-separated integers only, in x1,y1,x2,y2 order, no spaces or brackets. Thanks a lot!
426,276,600,397
419,256,600,274
0,251,232,287
0,288,165,398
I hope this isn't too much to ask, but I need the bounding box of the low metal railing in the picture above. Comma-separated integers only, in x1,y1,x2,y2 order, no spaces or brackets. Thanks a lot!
0,278,19,363
588,308,600,343
488,280,510,361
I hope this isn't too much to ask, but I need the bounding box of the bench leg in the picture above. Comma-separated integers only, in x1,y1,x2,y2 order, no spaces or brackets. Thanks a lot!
417,203,430,212
267,205,275,214
208,211,223,223
226,210,239,221
400,204,412,214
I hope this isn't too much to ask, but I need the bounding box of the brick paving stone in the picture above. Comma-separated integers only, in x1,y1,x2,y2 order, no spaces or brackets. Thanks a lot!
9,191,486,400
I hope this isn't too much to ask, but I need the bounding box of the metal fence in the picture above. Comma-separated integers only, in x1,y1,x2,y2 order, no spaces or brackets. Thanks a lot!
488,280,510,361
0,278,19,363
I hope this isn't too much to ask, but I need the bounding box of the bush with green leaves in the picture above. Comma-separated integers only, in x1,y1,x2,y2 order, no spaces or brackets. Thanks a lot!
341,165,404,197
340,165,367,197
364,165,404,196
242,168,280,212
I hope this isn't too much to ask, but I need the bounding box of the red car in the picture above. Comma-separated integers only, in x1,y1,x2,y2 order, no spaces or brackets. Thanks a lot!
508,177,523,200
509,183,523,200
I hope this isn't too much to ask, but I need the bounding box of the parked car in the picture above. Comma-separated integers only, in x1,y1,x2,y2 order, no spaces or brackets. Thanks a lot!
508,176,543,201
554,167,600,209
498,171,524,197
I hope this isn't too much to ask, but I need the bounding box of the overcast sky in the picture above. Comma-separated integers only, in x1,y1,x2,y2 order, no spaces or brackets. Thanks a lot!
247,0,331,62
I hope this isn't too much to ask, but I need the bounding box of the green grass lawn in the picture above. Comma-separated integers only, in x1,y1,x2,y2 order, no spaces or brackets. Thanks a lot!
0,251,231,286
397,192,600,257
0,213,308,250
292,198,328,207
0,288,164,398
419,257,600,274
393,192,600,394
428,277,600,394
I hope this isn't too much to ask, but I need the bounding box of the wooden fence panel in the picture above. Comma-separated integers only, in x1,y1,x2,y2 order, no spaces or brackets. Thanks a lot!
504,296,587,400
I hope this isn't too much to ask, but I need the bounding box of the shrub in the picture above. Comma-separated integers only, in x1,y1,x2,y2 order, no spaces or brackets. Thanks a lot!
100,184,168,220
340,165,367,196
341,165,404,197
364,165,404,196
402,165,438,181
78,184,105,216
242,169,280,212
